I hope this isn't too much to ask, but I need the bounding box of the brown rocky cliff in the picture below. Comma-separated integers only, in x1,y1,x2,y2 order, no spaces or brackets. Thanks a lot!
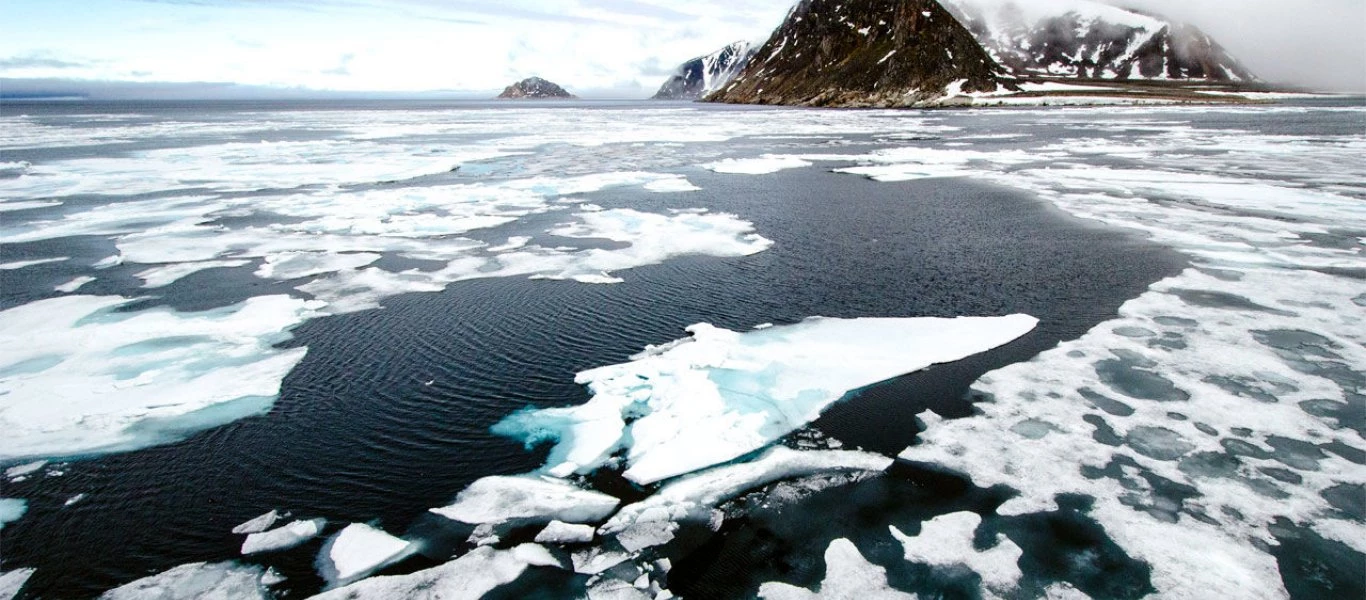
706,0,1004,107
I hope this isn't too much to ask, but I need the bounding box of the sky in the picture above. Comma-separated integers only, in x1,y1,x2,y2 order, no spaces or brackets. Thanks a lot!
1,0,1363,98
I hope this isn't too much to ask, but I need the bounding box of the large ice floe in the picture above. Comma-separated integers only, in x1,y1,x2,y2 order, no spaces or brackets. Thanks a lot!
98,562,281,600
315,523,419,589
494,315,1037,485
0,295,319,461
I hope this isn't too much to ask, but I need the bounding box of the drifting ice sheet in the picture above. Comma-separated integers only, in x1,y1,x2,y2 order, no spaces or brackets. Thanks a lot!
0,295,320,462
316,523,418,588
242,518,326,555
232,510,281,535
0,569,36,600
0,499,26,529
495,315,1037,484
98,562,275,600
758,539,915,600
310,544,560,600
429,475,620,525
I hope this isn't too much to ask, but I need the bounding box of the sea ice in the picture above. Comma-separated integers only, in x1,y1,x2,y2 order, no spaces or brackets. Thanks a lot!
0,569,35,600
889,512,1023,594
0,295,320,461
429,475,620,526
232,510,281,535
136,260,253,289
758,539,915,600
703,156,812,175
54,276,96,293
5,461,46,480
601,447,893,546
534,520,597,544
308,544,560,600
241,518,326,555
495,315,1037,484
0,257,67,270
0,499,26,529
98,562,275,600
316,523,418,588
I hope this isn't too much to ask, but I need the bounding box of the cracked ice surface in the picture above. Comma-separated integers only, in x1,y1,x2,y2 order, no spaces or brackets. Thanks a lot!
495,315,1037,485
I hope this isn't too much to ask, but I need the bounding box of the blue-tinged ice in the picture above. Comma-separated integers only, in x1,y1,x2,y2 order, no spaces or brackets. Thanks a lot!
0,295,322,462
0,499,26,529
495,315,1038,484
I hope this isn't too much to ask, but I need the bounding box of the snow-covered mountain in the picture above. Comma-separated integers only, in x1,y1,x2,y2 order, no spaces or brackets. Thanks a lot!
941,0,1256,81
707,0,1003,107
496,77,576,99
652,41,759,100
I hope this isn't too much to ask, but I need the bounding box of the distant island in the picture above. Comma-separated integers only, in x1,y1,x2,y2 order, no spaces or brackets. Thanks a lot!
497,77,576,100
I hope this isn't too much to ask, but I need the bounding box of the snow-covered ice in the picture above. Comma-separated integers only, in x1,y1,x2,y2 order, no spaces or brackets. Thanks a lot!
98,562,276,600
5,461,46,481
309,544,560,600
890,512,1023,594
0,569,36,600
232,510,281,535
241,518,326,555
704,156,812,175
316,523,418,588
429,475,620,526
0,295,320,461
495,315,1037,484
758,539,915,600
534,520,597,544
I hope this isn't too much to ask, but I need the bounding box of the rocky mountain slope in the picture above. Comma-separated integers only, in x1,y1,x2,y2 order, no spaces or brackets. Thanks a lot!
653,41,759,100
940,0,1256,81
497,77,576,99
706,0,1004,108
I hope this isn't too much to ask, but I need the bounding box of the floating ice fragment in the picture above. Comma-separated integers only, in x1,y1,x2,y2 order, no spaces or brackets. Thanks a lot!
136,260,252,289
0,569,36,600
5,461,46,480
602,447,892,544
0,499,26,529
497,315,1036,484
54,276,96,293
890,512,1022,594
242,518,326,555
758,539,915,600
98,562,275,600
316,523,418,588
232,510,281,535
0,257,67,270
703,156,812,175
0,295,321,461
535,520,597,544
643,176,702,193
429,475,620,526
309,544,560,600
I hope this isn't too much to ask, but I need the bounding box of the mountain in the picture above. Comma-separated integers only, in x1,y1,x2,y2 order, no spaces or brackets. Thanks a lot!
496,77,576,99
706,0,1004,108
652,41,759,100
940,0,1256,81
